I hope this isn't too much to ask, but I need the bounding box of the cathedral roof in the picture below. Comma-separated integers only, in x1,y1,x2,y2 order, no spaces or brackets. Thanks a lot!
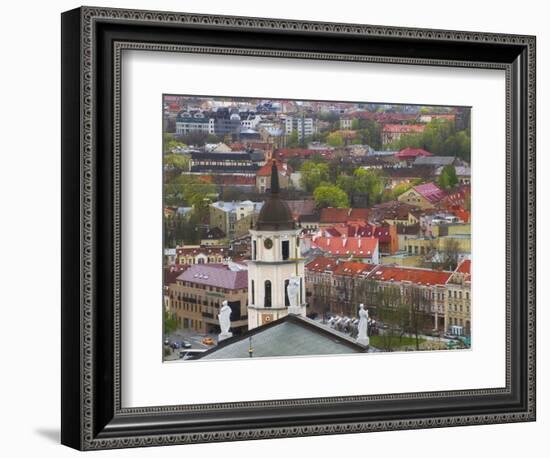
195,314,367,360
255,160,295,231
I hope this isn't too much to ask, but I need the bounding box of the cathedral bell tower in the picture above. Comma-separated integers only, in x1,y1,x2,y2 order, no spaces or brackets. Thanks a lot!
247,161,306,330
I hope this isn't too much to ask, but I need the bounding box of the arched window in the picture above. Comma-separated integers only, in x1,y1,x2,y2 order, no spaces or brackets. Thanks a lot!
264,280,272,308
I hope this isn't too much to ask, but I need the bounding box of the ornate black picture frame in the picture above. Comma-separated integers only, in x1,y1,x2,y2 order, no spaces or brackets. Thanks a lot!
61,6,536,451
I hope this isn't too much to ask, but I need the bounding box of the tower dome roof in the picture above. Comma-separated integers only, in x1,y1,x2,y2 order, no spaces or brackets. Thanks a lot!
256,161,295,231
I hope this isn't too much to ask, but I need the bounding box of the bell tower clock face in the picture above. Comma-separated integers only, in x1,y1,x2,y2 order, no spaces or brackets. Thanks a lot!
263,238,273,249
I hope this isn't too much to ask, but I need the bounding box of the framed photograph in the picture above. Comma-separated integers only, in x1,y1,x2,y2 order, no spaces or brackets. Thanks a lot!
61,6,536,451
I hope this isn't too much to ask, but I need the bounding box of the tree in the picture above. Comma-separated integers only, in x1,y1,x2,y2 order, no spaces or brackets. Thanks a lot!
287,131,300,148
401,285,432,350
438,164,458,189
353,168,386,206
300,162,330,192
313,185,349,208
440,238,461,271
164,310,178,335
326,131,344,148
164,153,190,173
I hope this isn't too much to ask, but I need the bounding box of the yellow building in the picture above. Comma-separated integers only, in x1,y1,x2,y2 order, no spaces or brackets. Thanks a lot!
167,263,249,334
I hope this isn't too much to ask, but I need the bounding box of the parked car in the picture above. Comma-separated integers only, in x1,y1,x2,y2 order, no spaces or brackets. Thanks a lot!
181,340,192,349
202,337,215,345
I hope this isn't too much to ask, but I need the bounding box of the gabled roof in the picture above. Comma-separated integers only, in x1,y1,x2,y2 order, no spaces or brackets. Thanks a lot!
312,236,378,258
370,265,452,286
305,256,337,273
319,208,369,224
256,160,291,177
196,314,367,360
412,182,447,203
395,147,432,159
334,261,377,277
456,259,471,275
177,264,248,290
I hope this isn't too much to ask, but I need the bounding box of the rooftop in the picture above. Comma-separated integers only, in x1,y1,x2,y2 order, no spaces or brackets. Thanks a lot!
177,264,248,290
196,314,367,360
371,265,452,286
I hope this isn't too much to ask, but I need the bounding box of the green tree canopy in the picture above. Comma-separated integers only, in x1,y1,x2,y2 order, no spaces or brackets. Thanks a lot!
326,131,344,147
438,164,459,189
300,161,330,192
313,185,349,208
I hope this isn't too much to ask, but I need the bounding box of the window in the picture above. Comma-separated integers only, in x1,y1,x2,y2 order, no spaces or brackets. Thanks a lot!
251,280,255,305
264,280,272,308
252,240,257,260
282,240,290,260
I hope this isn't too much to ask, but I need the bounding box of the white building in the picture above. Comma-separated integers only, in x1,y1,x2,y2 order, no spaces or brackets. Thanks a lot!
247,162,307,330
284,116,316,140
175,111,215,136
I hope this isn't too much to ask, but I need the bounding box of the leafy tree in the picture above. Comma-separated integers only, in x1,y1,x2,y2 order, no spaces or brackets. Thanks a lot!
326,131,344,147
313,185,349,208
164,153,190,172
164,311,178,335
389,119,471,162
164,174,216,208
300,162,330,192
287,131,300,148
163,133,187,153
438,164,458,189
353,168,386,206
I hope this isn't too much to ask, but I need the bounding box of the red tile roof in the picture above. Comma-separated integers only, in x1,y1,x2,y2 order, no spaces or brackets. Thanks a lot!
305,256,337,273
333,261,377,277
322,223,393,243
456,259,471,275
319,208,369,224
395,147,433,159
371,266,452,286
256,160,291,177
312,236,378,258
413,182,447,203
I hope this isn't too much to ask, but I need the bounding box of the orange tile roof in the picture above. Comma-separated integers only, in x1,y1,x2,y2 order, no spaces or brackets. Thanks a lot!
256,160,291,177
456,259,471,275
312,236,378,258
333,261,377,277
305,256,337,273
371,266,452,286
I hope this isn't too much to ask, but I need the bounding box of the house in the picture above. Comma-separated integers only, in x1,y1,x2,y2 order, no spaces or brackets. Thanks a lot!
397,182,447,209
175,245,230,266
382,124,426,145
200,227,227,246
255,160,292,193
394,147,432,164
369,201,421,226
167,263,249,334
209,200,264,239
319,208,369,227
319,222,398,254
311,235,379,264
383,165,432,188
445,259,471,336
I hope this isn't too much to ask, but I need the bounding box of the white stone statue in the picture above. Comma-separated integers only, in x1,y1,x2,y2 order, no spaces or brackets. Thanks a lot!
356,303,369,346
218,300,233,341
287,276,301,308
